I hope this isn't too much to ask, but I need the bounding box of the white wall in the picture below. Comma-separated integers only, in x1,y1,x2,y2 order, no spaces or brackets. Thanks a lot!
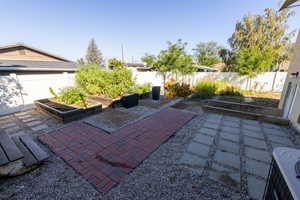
133,71,287,92
0,72,287,116
0,73,74,115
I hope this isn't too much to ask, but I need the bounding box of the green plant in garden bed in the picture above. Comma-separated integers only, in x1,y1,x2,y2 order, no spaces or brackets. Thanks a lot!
49,87,87,107
129,83,151,94
75,64,135,99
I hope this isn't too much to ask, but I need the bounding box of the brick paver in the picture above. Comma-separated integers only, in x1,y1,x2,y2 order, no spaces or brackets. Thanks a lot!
39,108,195,193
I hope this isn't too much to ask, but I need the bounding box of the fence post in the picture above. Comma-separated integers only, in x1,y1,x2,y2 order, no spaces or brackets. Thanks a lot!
271,72,278,92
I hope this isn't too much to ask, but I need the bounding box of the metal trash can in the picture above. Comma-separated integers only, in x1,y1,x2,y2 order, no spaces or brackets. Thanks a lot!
263,147,300,200
152,86,161,100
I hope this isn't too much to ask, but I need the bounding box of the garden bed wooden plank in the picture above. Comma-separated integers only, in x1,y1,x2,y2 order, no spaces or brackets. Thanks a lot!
20,135,48,162
0,133,23,162
0,146,9,166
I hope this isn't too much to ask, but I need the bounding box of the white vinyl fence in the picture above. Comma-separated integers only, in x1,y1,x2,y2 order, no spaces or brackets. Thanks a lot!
0,72,286,115
133,71,287,93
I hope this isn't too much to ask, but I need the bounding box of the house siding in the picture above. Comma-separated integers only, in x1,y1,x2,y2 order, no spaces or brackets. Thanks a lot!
0,46,65,61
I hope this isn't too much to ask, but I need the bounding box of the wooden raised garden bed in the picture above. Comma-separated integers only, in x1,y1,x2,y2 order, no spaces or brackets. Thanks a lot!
138,91,151,99
35,98,102,123
203,99,289,125
87,95,121,108
88,92,149,108
121,93,139,108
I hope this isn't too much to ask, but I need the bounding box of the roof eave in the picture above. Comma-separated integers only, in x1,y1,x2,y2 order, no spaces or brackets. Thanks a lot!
0,67,77,72
279,0,299,11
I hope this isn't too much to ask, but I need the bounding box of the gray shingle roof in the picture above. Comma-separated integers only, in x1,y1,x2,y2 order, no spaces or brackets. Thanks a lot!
0,59,77,72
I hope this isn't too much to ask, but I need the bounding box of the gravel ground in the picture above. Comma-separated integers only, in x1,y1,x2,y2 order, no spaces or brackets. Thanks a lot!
0,112,247,200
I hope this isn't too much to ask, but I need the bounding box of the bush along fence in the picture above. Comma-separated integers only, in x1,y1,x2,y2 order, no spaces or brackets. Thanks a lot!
0,71,287,115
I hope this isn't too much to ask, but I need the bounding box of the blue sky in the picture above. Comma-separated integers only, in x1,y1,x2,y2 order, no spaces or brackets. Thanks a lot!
0,0,299,62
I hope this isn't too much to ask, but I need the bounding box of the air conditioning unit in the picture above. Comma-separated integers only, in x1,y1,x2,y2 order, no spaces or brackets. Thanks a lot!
263,147,300,200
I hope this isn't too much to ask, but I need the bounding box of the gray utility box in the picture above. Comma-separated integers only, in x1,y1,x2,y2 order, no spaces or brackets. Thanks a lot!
264,147,300,200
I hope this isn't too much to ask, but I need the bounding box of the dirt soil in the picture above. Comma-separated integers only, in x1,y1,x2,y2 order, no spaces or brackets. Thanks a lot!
84,108,141,132
139,96,171,108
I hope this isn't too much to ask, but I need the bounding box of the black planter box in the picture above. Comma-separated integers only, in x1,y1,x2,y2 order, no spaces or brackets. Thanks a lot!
121,93,139,108
139,91,151,99
152,86,161,100
35,98,102,123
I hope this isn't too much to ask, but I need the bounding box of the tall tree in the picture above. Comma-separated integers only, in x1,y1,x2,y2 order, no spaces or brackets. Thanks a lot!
229,8,295,70
193,41,223,67
86,38,104,66
76,58,85,66
235,46,275,78
108,58,124,70
141,54,156,67
235,46,275,89
152,39,196,88
218,48,236,72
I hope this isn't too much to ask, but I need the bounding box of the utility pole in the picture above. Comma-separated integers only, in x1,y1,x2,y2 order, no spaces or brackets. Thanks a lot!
121,44,124,63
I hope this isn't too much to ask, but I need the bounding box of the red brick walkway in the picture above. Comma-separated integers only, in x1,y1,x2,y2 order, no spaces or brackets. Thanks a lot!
39,108,195,193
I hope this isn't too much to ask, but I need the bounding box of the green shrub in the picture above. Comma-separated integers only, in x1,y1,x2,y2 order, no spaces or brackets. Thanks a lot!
109,67,135,98
219,86,243,96
165,78,192,98
193,79,219,99
75,64,135,99
108,58,125,70
58,86,87,106
75,64,109,95
193,78,244,98
130,83,151,94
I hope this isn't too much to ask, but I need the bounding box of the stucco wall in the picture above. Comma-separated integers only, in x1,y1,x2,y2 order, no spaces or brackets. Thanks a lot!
288,32,300,74
0,73,74,115
279,31,300,131
288,79,300,132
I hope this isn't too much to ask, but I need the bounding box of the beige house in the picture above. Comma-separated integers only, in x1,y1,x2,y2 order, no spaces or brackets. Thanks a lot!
0,43,76,75
279,0,300,131
0,43,77,115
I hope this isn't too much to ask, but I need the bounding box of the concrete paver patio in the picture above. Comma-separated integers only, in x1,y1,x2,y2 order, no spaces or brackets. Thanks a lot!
177,113,298,200
0,109,61,136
